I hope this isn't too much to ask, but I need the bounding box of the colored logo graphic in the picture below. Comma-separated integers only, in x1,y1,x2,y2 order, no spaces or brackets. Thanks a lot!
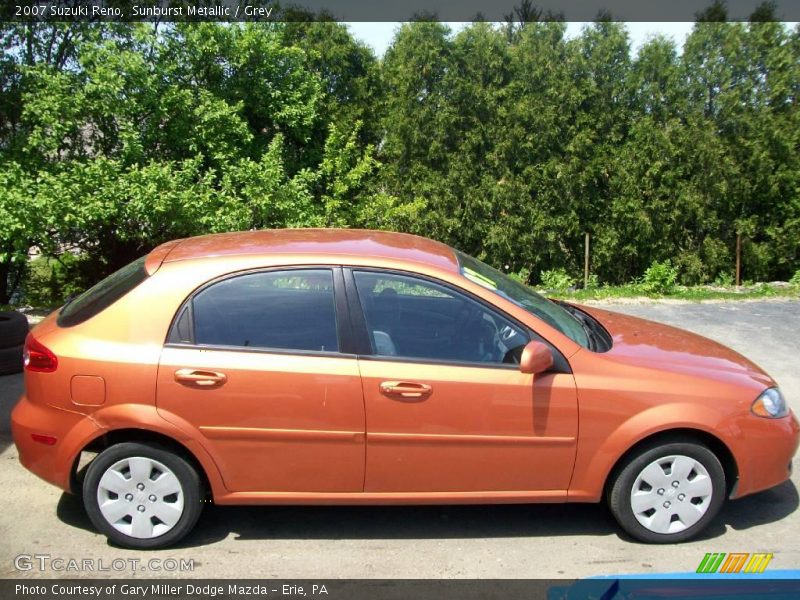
696,552,774,574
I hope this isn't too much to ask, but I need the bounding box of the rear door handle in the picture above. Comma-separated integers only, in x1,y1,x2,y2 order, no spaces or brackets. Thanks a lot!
174,369,227,388
379,381,432,401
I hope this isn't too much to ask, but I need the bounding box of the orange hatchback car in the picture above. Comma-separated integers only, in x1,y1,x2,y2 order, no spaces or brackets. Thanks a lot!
12,229,799,548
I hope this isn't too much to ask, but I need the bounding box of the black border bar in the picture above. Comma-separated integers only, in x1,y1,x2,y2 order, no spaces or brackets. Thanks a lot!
5,579,800,600
4,0,800,23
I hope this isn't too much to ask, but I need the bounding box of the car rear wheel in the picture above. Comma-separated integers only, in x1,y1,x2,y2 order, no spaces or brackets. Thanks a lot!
83,442,203,549
608,441,726,543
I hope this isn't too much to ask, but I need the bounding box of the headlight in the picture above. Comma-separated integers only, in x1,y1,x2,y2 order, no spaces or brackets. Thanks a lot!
751,387,789,418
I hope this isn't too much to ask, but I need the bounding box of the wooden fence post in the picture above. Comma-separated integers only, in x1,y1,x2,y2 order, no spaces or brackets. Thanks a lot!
584,232,590,289
735,233,741,287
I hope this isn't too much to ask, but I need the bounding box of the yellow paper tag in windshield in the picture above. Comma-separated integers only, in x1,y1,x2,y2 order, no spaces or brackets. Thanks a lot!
462,267,498,290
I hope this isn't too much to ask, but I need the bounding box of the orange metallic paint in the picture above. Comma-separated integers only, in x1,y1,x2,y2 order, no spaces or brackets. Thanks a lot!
10,229,798,513
156,346,365,492
359,360,577,493
12,395,98,490
565,306,797,501
520,341,554,374
70,375,106,406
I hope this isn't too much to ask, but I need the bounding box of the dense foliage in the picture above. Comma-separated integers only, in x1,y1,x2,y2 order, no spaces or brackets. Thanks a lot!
1,4,799,304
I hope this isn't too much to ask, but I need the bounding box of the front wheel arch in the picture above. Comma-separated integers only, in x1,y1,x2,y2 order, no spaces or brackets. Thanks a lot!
603,428,739,502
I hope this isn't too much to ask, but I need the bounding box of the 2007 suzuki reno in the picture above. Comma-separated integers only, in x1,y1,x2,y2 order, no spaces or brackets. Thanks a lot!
12,229,799,548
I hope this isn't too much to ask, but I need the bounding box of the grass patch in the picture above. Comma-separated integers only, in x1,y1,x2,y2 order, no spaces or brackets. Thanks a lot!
546,282,800,302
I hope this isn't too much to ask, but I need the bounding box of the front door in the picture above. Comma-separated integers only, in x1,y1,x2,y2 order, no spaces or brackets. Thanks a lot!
350,269,578,493
156,268,365,493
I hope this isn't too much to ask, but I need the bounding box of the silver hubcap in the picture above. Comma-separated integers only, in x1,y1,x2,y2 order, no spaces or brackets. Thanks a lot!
630,454,713,534
97,457,184,539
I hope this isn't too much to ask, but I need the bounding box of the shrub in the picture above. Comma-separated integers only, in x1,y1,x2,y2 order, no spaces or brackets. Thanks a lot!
712,271,734,287
539,268,576,292
22,254,85,308
675,252,705,285
790,270,800,286
638,259,678,295
508,267,531,285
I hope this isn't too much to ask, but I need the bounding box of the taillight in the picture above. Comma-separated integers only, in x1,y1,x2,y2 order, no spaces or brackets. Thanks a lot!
23,333,58,373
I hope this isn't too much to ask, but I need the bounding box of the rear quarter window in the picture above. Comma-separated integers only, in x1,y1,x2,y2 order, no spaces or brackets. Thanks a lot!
57,256,148,327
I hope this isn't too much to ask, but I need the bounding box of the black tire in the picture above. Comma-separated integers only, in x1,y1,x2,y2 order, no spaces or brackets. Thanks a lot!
82,442,203,549
0,311,28,349
0,343,23,375
608,440,726,543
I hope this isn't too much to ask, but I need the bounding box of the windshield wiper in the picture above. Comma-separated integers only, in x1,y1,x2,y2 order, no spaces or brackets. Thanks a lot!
578,317,597,351
555,300,598,351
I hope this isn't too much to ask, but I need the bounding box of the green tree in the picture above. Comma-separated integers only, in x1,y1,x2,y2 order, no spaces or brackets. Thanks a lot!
3,11,800,305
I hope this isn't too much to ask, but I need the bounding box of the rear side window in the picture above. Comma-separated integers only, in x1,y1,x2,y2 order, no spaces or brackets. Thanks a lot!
58,256,148,327
189,269,339,353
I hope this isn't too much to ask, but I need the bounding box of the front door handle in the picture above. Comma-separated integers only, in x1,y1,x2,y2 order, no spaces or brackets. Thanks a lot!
379,381,432,401
175,368,227,388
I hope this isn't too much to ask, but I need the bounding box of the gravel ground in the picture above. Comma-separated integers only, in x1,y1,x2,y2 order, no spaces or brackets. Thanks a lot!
0,300,798,580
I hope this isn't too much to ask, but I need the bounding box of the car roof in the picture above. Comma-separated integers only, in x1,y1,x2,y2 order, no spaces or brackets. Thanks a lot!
155,229,460,272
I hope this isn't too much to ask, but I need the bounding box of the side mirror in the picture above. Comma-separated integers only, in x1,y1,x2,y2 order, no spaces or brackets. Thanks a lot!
519,341,553,374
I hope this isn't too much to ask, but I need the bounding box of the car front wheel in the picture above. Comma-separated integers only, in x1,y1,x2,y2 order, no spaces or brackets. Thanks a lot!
83,442,203,549
608,440,726,543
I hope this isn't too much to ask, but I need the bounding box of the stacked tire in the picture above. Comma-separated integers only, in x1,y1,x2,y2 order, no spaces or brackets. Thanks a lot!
0,311,29,376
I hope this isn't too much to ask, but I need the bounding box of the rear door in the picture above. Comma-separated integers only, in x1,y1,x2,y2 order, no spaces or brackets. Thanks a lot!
156,267,365,493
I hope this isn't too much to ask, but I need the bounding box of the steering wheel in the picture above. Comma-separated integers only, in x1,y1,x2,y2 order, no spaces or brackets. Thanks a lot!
452,305,494,361
499,325,516,341
497,324,526,364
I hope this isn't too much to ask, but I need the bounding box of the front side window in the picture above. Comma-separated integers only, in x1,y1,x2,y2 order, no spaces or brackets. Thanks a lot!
191,269,339,352
353,271,528,365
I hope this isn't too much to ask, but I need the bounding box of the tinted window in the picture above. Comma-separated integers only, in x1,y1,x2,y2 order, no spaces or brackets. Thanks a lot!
354,271,527,364
58,256,148,327
192,269,339,352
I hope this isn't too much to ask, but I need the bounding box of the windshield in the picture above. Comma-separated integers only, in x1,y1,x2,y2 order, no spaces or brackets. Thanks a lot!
456,251,589,348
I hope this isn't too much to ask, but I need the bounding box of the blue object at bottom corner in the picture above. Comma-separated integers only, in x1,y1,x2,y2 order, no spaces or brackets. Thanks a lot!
548,570,800,600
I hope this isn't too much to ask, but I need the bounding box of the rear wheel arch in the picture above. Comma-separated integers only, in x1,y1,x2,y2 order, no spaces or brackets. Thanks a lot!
74,428,214,501
603,428,739,501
